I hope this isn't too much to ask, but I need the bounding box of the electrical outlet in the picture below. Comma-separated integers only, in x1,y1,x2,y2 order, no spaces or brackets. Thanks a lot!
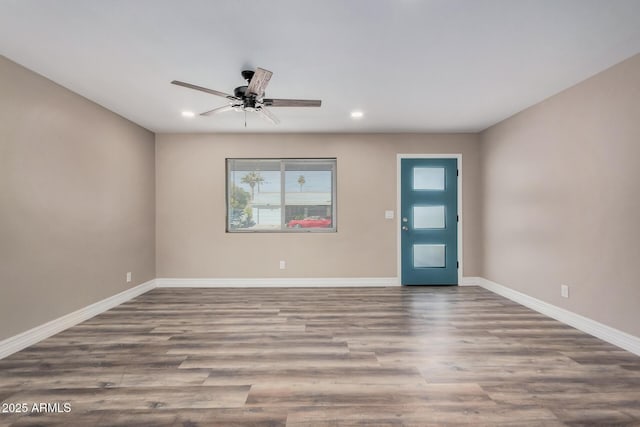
126,272,132,283
279,261,286,270
561,284,569,298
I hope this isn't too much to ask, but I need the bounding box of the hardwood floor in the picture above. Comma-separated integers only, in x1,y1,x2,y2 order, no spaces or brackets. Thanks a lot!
1,286,639,426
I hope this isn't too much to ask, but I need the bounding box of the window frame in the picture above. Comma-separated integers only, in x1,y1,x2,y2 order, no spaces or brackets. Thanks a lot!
225,158,337,233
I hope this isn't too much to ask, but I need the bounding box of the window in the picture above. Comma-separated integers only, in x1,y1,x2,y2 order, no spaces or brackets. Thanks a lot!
226,158,336,232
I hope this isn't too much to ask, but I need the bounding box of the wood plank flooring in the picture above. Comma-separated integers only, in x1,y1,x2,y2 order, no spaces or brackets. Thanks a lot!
1,286,639,426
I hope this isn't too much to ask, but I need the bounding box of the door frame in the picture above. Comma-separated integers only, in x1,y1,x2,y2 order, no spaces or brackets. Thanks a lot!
396,154,463,285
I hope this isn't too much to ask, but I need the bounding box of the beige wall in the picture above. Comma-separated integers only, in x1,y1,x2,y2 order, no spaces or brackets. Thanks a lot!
481,54,640,337
0,56,156,340
156,133,481,279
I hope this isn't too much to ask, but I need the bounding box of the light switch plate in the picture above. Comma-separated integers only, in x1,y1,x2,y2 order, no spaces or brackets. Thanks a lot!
385,210,394,219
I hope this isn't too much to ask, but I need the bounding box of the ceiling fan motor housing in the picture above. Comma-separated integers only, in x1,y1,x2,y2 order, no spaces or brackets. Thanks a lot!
233,86,258,108
234,86,247,98
244,97,257,109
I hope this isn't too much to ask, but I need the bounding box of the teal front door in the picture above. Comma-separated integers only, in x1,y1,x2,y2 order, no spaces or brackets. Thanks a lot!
400,158,458,285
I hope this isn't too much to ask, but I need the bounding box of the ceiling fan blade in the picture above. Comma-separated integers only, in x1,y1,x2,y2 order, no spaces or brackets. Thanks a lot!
246,67,273,96
200,104,234,116
256,107,280,125
263,98,322,107
171,80,238,100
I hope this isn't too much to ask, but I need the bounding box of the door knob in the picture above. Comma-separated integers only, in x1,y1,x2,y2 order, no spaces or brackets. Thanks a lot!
402,226,409,231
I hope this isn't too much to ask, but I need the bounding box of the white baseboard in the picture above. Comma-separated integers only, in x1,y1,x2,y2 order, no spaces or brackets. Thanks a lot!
156,277,400,288
459,276,477,286
465,276,640,357
0,279,156,360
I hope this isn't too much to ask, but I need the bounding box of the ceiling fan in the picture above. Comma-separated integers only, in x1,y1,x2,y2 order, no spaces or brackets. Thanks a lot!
171,67,321,125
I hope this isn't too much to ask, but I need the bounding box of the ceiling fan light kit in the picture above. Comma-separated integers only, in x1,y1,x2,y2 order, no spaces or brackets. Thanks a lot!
171,67,321,126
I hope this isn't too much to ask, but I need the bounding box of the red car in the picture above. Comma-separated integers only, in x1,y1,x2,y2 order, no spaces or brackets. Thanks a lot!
287,216,332,228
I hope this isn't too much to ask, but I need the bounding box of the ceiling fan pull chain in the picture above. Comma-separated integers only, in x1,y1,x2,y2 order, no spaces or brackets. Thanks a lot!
244,110,247,128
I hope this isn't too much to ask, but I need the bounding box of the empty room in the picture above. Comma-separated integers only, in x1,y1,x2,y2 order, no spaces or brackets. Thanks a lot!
1,1,640,426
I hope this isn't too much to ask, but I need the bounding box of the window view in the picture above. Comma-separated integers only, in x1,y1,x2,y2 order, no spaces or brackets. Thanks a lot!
227,158,336,232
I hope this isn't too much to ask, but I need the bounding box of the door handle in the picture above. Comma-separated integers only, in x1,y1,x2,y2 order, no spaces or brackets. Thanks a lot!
402,226,409,231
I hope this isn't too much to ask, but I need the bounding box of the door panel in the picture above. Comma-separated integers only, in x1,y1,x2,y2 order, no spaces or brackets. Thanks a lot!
401,158,458,285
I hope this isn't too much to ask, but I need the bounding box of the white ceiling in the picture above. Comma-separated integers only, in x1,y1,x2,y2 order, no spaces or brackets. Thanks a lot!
1,0,639,133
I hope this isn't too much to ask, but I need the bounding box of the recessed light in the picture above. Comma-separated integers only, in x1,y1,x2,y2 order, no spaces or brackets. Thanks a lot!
181,111,195,118
350,111,364,119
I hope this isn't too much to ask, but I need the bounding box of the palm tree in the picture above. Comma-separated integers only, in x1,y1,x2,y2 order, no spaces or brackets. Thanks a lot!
241,171,264,200
297,175,306,192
